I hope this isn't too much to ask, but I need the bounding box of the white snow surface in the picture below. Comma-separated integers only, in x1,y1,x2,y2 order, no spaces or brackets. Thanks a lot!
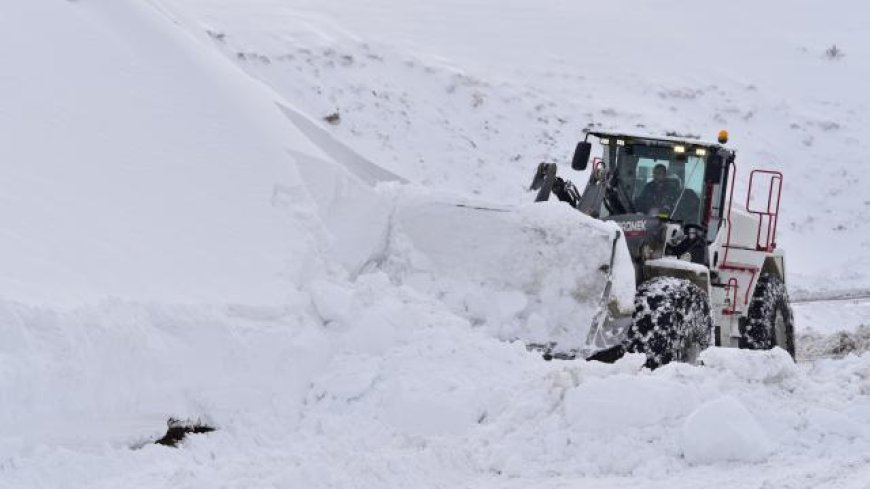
2,0,870,488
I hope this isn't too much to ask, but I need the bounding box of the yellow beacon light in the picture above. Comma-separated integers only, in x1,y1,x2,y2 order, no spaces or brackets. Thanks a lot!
718,130,729,144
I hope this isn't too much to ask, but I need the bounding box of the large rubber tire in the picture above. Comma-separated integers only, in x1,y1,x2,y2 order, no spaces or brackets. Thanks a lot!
740,274,796,358
626,277,713,369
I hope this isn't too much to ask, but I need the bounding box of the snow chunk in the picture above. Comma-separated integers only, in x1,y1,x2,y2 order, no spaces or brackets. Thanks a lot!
700,347,797,383
680,396,773,464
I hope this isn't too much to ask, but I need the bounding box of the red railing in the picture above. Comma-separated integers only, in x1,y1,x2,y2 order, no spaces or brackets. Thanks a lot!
746,170,783,251
719,162,766,307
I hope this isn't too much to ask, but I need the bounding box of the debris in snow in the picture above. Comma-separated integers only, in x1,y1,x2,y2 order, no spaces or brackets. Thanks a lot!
154,418,216,447
825,44,845,59
206,29,226,42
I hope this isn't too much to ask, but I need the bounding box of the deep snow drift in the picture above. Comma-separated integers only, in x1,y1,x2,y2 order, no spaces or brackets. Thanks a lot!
0,0,327,305
2,1,869,488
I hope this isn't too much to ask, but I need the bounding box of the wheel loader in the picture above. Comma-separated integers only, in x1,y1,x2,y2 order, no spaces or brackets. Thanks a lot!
529,130,794,367
389,130,792,368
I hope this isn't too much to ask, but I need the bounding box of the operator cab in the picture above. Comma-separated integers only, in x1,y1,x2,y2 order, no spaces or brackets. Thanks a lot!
572,131,734,243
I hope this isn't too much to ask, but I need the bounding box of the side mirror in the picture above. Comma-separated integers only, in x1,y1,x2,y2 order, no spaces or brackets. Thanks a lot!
572,142,592,171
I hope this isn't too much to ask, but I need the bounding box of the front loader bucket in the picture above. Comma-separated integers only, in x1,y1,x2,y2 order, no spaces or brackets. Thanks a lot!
388,194,635,358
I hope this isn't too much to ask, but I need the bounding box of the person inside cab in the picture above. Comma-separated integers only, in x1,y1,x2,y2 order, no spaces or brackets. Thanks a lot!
635,163,681,215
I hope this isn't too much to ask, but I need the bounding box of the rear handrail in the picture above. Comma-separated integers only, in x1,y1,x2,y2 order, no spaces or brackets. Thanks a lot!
746,169,783,251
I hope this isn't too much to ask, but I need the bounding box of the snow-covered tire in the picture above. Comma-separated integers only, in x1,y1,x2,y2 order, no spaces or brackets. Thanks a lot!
626,277,713,369
740,274,795,358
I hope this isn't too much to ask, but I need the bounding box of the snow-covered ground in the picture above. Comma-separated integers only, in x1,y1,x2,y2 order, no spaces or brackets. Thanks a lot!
1,0,869,488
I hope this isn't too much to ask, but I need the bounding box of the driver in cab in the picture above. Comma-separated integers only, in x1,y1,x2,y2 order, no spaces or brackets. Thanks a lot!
636,163,681,215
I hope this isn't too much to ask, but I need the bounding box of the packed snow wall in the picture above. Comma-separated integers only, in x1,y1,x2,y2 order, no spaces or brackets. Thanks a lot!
387,196,635,351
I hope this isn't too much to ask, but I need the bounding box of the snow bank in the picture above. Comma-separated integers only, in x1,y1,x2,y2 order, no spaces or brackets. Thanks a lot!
6,288,870,487
0,0,343,305
0,297,329,457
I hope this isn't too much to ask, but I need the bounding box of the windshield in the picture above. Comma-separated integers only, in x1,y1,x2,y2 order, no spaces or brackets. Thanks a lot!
608,144,707,225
